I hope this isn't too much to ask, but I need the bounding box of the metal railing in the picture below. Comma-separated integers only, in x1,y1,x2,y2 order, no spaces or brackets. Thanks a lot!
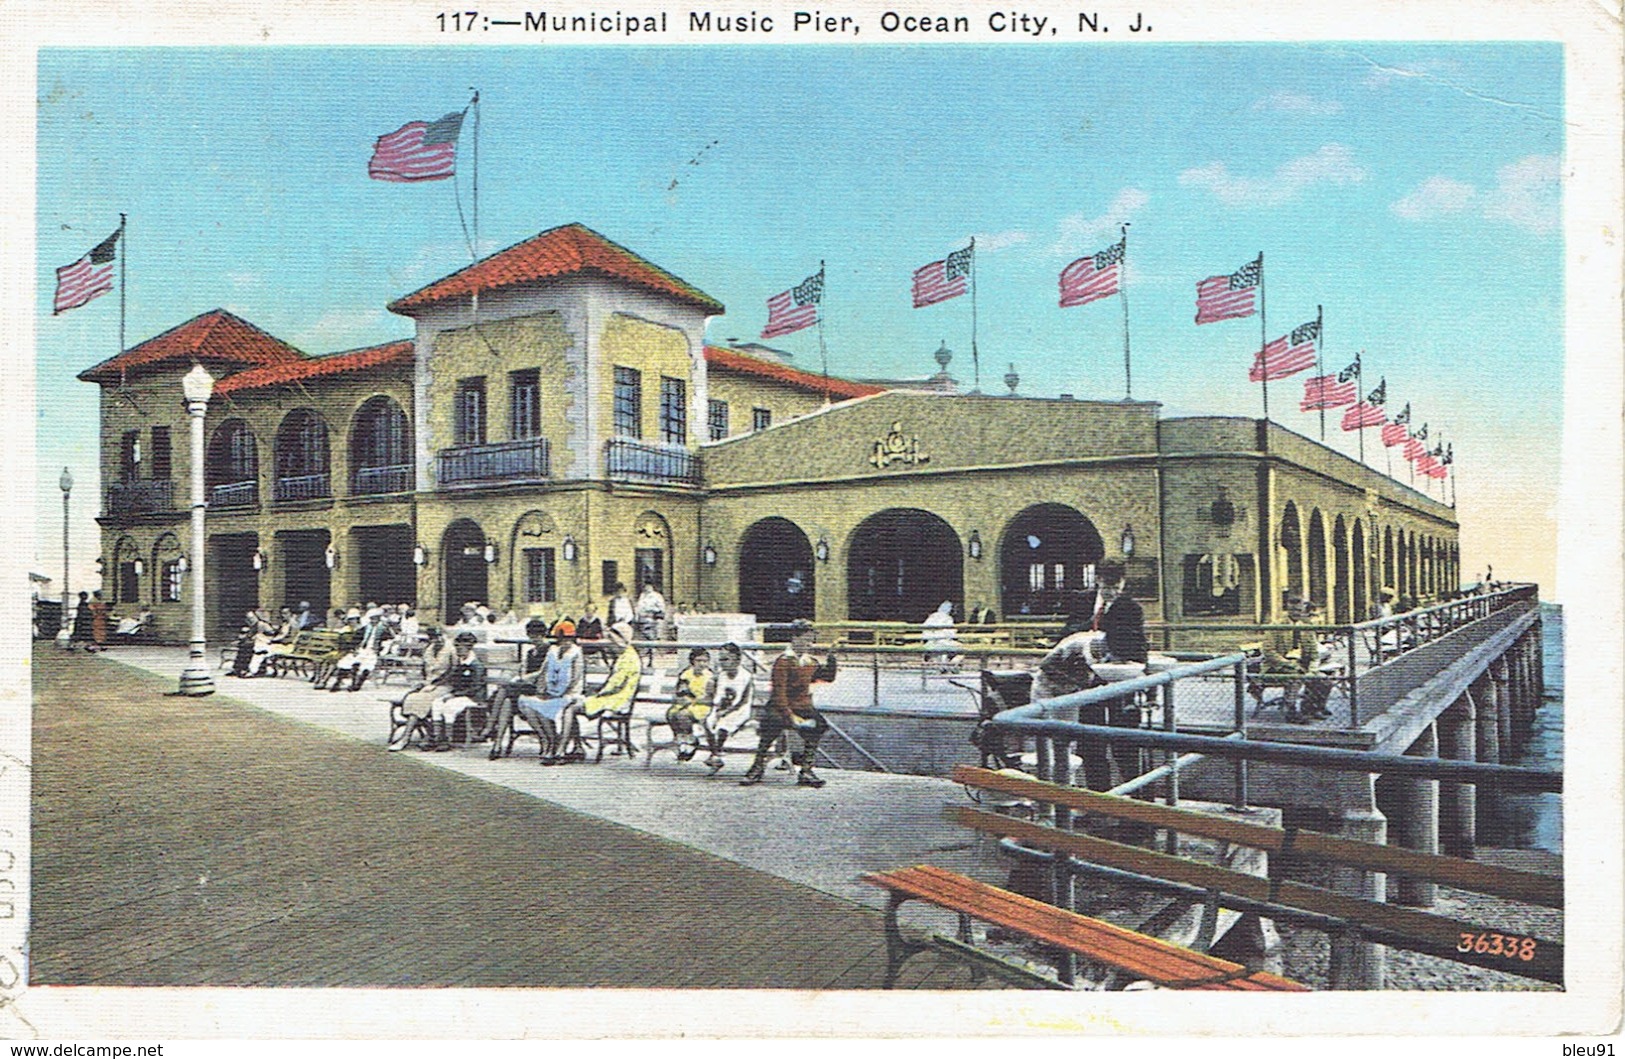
605,437,699,486
106,479,175,515
273,472,332,503
209,480,258,509
352,463,413,496
437,436,550,486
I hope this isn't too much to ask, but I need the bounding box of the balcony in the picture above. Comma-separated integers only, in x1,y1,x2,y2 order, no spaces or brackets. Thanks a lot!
210,480,259,509
106,479,175,515
353,463,414,496
605,437,700,486
437,436,551,487
274,472,332,504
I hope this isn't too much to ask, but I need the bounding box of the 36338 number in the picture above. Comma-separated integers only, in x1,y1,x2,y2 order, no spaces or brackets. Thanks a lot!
1457,931,1537,962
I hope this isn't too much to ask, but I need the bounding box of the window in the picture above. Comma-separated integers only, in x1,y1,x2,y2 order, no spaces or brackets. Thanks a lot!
635,548,664,596
1183,554,1242,617
659,376,687,445
752,407,772,432
613,367,642,438
119,562,139,605
524,548,556,603
602,560,619,597
707,398,729,441
150,427,172,480
509,369,540,439
161,559,183,603
456,377,487,446
120,430,140,481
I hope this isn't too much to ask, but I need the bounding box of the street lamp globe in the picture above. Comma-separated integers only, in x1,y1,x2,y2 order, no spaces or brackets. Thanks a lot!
182,363,215,403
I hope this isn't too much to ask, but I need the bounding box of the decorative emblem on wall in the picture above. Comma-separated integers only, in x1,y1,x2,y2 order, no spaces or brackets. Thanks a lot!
635,514,669,542
515,511,557,538
869,421,929,469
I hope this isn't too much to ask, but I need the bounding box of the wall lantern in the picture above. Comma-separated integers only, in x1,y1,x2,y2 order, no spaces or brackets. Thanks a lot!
324,544,339,570
814,537,830,563
132,558,145,577
412,543,430,568
131,438,142,466
483,540,499,564
967,530,983,561
561,535,578,563
251,549,266,572
176,554,189,575
1121,524,1136,558
94,557,105,577
703,543,718,566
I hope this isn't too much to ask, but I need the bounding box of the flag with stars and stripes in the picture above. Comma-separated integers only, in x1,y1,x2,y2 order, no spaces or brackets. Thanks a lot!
368,111,465,182
1301,372,1358,411
912,244,974,308
53,226,120,314
1381,419,1410,447
1251,317,1320,382
1341,400,1387,431
761,267,824,339
1403,436,1426,461
1059,238,1124,308
1195,256,1261,324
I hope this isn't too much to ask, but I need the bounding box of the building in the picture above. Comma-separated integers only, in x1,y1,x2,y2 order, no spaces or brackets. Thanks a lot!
85,223,1460,640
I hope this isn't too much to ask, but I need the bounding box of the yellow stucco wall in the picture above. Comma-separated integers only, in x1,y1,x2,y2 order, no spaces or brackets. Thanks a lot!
703,369,827,439
598,313,693,444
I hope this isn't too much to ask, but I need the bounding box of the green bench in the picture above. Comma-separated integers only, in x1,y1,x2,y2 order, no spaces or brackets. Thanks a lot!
265,628,358,682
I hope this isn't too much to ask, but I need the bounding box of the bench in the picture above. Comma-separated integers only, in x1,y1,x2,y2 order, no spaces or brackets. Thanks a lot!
864,864,1307,990
265,629,358,681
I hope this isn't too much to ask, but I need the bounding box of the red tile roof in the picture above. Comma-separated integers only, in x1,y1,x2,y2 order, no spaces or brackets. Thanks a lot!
214,339,414,396
704,346,886,400
78,309,307,384
389,223,725,315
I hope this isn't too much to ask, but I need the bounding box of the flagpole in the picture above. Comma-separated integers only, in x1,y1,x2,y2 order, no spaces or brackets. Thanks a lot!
471,89,480,259
1315,305,1325,441
818,261,830,406
1120,224,1132,400
1257,253,1269,423
969,237,980,393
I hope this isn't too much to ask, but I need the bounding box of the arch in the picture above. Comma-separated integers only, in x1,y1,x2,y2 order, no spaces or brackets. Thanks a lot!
273,408,332,502
1278,502,1305,606
349,395,412,496
738,517,816,623
632,510,674,597
151,532,184,605
847,508,963,623
997,503,1104,618
441,518,490,622
1352,519,1369,620
1382,526,1395,596
1395,531,1409,603
207,418,259,506
1306,509,1329,614
1332,515,1351,624
110,534,141,606
1407,530,1419,602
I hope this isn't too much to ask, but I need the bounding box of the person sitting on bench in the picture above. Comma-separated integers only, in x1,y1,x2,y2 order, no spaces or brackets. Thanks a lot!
387,626,452,752
700,642,755,773
324,608,394,693
548,621,640,765
665,647,715,763
422,631,486,752
512,620,587,764
113,607,154,643
483,617,552,751
1261,594,1332,724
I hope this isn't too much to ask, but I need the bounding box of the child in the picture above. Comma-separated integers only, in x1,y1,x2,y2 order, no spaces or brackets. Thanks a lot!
666,647,714,762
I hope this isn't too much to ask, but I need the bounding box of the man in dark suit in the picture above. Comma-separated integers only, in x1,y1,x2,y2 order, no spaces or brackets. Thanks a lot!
1090,561,1148,664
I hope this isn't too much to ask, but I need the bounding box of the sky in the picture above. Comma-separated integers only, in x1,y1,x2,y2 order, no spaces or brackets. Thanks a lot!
33,43,1565,597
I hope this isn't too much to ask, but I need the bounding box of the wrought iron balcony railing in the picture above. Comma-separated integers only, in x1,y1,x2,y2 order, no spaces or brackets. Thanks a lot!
273,472,332,503
353,463,414,496
106,479,175,515
210,480,258,509
437,436,551,487
605,437,699,486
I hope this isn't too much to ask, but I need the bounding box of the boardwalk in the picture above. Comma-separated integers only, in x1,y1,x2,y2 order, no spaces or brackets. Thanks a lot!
31,652,979,989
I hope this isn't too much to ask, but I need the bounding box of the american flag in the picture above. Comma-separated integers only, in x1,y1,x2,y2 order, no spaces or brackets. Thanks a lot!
761,268,824,339
368,111,465,182
1341,401,1387,431
1195,256,1261,324
1426,462,1448,479
1380,420,1410,447
1416,452,1441,474
912,244,973,308
1366,378,1387,406
1250,317,1320,382
1059,239,1123,308
1442,443,1453,466
1392,401,1411,425
1403,436,1425,461
1300,373,1357,412
1415,422,1428,440
53,227,120,315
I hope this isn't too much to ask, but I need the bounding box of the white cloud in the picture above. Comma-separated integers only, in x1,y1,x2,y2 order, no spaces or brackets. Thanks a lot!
1391,176,1477,221
1389,155,1559,235
1050,187,1149,254
1482,154,1561,236
1252,91,1343,117
975,229,1031,254
1178,145,1366,207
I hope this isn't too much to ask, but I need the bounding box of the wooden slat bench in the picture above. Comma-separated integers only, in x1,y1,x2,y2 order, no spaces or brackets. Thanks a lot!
265,629,358,682
863,864,1308,991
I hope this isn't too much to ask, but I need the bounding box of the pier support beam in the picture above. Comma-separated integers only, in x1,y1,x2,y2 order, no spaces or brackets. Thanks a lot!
1329,774,1387,990
1437,695,1477,859
1391,724,1440,908
1491,658,1514,762
1472,681,1500,767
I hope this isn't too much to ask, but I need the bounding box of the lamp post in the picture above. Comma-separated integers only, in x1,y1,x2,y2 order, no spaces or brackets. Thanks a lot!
178,364,215,695
56,467,73,649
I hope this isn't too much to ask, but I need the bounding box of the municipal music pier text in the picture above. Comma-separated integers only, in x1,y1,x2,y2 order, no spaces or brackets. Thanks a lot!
438,10,1156,37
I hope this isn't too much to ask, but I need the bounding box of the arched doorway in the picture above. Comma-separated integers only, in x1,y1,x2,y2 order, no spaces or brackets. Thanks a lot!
111,534,141,607
998,503,1103,618
152,532,184,607
1332,516,1351,623
442,518,489,622
1352,519,1369,620
1307,510,1328,614
632,511,673,597
738,517,815,622
847,509,963,622
1279,502,1304,604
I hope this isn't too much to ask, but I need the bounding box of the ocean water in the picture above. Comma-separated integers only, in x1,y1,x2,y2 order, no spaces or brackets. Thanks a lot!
1476,602,1563,853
